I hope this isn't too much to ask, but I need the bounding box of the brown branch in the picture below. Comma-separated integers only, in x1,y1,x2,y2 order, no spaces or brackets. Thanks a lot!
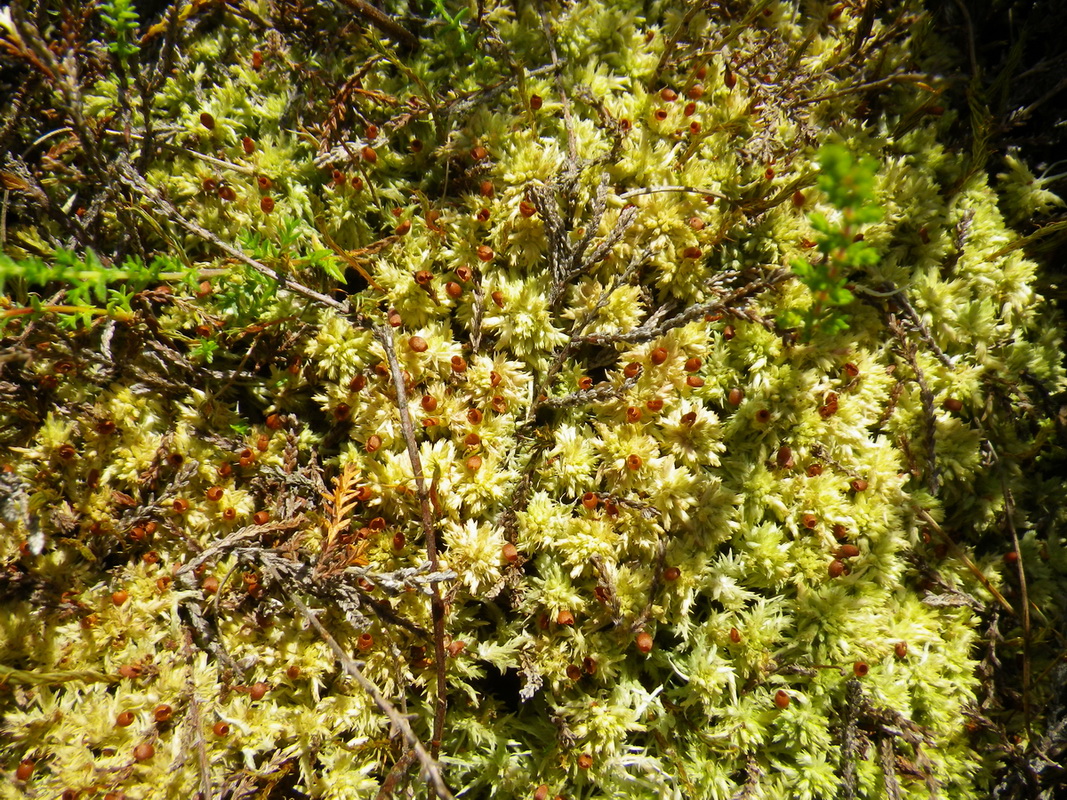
117,166,349,313
372,323,448,764
1001,480,1032,736
259,559,453,800
335,0,419,50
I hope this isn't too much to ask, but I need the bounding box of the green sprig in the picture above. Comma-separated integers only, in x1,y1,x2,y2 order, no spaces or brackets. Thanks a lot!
781,144,883,339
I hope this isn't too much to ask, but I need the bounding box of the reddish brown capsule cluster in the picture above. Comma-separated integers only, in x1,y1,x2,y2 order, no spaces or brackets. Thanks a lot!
15,759,35,781
836,544,860,559
819,392,839,418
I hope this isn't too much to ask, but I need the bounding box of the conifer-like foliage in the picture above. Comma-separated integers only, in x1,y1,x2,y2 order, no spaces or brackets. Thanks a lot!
1,1,1066,799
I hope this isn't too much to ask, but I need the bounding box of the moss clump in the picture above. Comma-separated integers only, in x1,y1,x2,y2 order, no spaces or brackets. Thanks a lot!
1,1,1065,798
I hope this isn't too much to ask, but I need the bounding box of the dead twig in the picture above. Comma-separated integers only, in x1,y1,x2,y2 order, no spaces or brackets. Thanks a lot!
259,559,453,800
372,323,449,761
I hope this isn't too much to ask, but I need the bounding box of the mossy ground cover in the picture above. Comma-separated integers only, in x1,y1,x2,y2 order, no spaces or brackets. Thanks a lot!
1,1,1066,798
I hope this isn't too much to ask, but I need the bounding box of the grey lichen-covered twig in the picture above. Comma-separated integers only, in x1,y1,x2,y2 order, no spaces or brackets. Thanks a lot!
259,559,454,800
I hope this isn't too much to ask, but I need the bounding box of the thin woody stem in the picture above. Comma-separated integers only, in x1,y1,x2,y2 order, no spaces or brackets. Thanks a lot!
373,323,449,766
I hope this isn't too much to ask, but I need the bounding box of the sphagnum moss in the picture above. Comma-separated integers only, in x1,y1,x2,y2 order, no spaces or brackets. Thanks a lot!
1,0,1065,798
